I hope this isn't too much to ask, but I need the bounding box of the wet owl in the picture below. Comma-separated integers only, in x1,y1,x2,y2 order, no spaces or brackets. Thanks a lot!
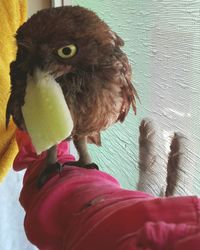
6,6,138,186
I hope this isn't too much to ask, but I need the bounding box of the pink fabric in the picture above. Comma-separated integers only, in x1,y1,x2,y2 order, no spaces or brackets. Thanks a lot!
14,130,200,250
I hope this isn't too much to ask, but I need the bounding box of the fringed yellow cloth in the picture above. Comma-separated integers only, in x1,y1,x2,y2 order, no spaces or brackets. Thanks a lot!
0,0,27,181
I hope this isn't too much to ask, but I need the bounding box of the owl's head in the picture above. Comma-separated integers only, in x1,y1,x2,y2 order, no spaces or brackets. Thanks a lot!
14,6,124,80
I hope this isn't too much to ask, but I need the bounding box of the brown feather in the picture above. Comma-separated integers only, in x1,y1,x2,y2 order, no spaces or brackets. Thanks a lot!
6,6,138,148
87,133,101,146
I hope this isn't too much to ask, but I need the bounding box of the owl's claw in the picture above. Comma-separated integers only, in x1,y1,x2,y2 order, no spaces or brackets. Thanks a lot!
37,161,99,188
37,162,63,188
62,161,99,170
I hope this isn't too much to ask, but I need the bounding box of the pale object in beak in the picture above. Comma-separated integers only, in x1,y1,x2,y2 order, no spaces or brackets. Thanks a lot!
22,68,73,154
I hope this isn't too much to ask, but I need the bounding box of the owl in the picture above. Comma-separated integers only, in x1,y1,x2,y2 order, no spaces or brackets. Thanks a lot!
6,6,138,187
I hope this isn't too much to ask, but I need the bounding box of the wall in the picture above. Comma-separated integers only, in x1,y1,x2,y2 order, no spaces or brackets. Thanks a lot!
28,0,50,16
73,0,200,193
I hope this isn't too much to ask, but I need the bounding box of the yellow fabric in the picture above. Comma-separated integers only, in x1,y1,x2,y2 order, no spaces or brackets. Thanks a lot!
0,0,27,181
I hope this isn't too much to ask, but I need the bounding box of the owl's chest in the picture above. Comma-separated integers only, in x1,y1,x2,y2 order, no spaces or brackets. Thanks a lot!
65,83,123,135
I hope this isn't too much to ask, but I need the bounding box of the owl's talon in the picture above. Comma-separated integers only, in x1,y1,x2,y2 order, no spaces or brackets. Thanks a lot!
84,163,99,170
62,161,99,170
37,162,63,188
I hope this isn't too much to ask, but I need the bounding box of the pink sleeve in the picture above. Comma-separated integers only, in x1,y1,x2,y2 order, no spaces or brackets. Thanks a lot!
14,130,200,250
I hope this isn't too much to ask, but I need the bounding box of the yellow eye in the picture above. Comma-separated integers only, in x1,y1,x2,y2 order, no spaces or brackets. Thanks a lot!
57,44,77,59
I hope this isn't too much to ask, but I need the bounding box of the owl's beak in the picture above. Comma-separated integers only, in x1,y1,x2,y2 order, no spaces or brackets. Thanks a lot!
29,61,73,80
27,68,52,84
27,69,63,88
28,64,73,86
50,65,73,80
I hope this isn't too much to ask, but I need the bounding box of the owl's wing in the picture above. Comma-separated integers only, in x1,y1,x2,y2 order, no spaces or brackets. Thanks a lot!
6,62,25,129
6,94,13,128
6,94,24,129
115,51,139,123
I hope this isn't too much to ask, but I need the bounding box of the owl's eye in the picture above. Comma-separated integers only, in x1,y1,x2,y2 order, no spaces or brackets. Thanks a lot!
57,44,77,59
